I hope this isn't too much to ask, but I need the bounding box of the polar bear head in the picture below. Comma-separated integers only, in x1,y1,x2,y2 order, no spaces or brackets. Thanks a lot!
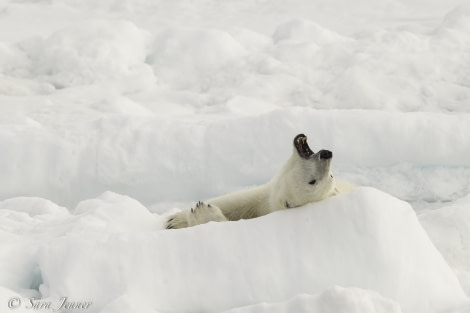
269,134,336,211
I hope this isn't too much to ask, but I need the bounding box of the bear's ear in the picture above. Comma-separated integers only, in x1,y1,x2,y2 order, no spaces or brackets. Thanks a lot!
294,134,314,159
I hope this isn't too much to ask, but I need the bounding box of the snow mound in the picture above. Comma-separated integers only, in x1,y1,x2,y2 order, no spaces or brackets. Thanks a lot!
223,286,402,313
0,197,66,294
147,27,247,90
73,191,162,233
273,18,347,45
0,287,34,313
419,194,470,272
18,20,151,88
0,197,68,217
435,4,470,43
419,194,470,295
1,107,469,208
36,188,467,313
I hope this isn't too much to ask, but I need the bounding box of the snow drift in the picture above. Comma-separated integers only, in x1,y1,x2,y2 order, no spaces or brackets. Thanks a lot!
2,4,470,207
11,188,461,313
419,194,470,296
223,286,403,313
1,1,470,312
2,108,470,209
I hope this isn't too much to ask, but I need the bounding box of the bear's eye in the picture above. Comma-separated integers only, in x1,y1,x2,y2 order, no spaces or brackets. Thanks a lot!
309,179,316,185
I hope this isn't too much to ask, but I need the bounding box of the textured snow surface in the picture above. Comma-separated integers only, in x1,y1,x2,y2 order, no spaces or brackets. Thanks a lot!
1,0,470,312
223,287,403,313
1,2,470,207
419,194,470,297
0,188,468,313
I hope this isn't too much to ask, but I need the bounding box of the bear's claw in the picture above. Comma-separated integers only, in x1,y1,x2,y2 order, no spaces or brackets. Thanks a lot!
192,201,205,212
166,218,174,229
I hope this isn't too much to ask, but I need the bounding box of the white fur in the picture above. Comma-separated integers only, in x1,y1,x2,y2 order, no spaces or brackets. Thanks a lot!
186,201,227,227
166,136,352,229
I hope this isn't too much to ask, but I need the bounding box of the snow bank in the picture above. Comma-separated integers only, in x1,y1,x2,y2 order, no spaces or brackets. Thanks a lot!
0,193,160,295
0,287,33,313
147,27,247,91
15,20,151,88
33,188,467,313
0,197,68,217
0,197,64,298
72,191,162,233
269,18,470,112
1,107,470,208
4,3,468,112
2,6,470,207
435,4,470,44
419,195,470,272
419,194,470,295
273,19,348,45
223,286,402,313
1,0,469,312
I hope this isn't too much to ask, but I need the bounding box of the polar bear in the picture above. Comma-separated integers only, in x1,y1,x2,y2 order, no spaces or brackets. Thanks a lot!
166,133,352,229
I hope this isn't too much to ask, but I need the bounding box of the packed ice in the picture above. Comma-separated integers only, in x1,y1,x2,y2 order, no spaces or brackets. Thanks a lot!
1,0,469,312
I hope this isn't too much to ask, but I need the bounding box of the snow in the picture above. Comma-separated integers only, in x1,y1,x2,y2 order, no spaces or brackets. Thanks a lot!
419,194,470,296
1,0,470,312
223,287,403,313
18,20,151,89
1,189,467,313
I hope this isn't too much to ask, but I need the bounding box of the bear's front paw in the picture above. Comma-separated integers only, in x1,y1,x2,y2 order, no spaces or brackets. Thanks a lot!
187,201,227,227
166,214,187,229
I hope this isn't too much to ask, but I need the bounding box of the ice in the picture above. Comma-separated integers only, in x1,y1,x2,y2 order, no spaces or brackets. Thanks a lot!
2,189,468,312
272,19,349,45
0,287,35,313
16,20,151,88
419,194,470,295
1,108,470,208
0,197,68,217
0,188,449,313
435,4,470,43
147,27,247,91
0,197,67,294
223,286,403,313
72,191,162,233
1,0,470,312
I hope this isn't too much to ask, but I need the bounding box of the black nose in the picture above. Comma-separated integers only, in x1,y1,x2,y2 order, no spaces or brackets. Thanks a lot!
319,150,332,160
